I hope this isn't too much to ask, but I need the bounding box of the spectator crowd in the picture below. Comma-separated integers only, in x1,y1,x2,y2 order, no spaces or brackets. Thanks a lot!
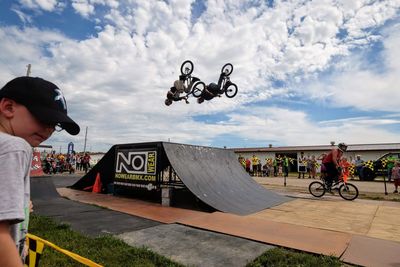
42,152,91,174
237,153,362,180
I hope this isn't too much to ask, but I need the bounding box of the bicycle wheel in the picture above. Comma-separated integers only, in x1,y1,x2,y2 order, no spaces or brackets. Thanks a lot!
180,60,194,76
224,83,238,98
339,183,359,201
221,63,233,75
309,181,326,198
192,81,205,98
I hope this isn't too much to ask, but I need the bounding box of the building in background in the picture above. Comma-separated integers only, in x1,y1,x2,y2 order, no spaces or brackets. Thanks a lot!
232,143,400,173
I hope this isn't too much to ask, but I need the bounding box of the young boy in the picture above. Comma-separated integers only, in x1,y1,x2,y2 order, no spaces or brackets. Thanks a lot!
392,162,400,193
0,76,79,266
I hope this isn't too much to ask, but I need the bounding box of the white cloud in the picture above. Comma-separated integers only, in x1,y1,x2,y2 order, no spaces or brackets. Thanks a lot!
72,0,95,17
1,0,400,151
18,0,62,12
306,22,400,112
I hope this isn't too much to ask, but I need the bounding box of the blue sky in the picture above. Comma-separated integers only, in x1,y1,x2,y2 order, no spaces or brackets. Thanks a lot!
0,0,400,152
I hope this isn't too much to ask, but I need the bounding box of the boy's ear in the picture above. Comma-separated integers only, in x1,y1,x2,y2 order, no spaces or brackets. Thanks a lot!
0,98,16,118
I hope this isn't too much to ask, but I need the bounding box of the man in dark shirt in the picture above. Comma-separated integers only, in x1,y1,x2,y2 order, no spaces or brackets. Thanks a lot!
197,83,221,104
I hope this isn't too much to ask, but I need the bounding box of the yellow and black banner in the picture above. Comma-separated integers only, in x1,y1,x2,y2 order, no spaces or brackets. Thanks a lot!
349,164,355,176
381,159,388,168
24,233,102,267
364,160,374,171
24,235,45,267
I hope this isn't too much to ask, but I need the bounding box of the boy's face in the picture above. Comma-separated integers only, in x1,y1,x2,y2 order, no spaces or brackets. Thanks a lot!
4,100,55,146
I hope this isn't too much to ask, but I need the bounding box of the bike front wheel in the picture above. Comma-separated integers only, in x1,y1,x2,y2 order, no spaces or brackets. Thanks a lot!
191,81,205,98
180,60,194,76
224,83,238,98
309,181,326,198
221,63,233,75
339,183,359,201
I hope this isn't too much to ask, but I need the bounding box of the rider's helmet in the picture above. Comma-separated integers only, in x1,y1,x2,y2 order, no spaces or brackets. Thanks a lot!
338,142,348,152
165,99,172,106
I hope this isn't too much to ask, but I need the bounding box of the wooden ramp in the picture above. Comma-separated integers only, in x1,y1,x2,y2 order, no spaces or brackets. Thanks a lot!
163,143,289,215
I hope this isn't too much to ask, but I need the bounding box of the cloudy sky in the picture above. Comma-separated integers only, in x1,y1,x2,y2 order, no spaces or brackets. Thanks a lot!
1,0,400,152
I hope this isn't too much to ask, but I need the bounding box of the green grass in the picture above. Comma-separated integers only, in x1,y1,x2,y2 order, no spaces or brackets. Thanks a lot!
29,214,346,267
28,214,184,267
247,247,343,267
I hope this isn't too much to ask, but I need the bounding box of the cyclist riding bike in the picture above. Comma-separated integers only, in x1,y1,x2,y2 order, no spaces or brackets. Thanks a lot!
322,142,348,189
197,83,221,104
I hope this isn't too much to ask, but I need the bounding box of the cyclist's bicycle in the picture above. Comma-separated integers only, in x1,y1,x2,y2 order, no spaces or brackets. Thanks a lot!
179,60,206,97
192,63,238,98
309,176,359,201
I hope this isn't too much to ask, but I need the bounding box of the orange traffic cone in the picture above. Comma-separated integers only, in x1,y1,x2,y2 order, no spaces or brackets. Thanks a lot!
92,173,102,193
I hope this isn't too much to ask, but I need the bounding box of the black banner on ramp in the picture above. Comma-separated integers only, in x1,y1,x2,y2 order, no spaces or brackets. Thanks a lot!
163,143,290,215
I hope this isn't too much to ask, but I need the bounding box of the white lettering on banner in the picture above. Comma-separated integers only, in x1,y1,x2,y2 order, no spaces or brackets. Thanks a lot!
115,151,156,175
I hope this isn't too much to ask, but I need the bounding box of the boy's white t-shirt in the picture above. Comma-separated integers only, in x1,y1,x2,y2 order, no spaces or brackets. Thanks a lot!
0,132,32,259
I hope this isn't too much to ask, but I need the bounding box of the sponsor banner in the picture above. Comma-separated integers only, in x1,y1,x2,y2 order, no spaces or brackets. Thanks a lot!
30,151,44,177
67,142,74,155
114,149,157,187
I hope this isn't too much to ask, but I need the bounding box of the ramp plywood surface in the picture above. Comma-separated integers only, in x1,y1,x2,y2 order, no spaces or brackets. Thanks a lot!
341,235,400,267
179,212,351,256
163,143,289,215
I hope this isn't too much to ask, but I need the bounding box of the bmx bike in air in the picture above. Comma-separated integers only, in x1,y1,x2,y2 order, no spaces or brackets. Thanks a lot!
191,63,238,99
179,60,206,97
308,177,359,201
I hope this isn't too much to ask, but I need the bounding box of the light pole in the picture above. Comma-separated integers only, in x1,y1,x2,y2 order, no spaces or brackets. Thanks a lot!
83,126,88,153
26,64,31,76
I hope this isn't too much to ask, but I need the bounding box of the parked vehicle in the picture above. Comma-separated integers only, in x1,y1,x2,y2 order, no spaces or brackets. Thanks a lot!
359,152,400,181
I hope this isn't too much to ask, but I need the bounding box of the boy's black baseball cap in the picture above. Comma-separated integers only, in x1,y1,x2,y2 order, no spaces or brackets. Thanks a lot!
0,76,80,135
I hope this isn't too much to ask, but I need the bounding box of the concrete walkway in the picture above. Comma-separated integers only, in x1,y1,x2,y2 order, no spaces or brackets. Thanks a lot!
59,187,400,267
254,175,399,195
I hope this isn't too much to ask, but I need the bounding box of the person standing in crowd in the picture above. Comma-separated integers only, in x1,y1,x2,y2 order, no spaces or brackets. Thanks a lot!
245,158,251,173
317,153,327,179
76,154,81,171
238,155,246,170
283,155,289,178
306,155,312,178
322,143,347,189
262,160,270,177
298,152,306,179
386,154,397,182
0,77,79,266
251,154,259,176
354,155,364,178
391,162,400,193
82,152,91,174
273,157,278,177
309,155,317,179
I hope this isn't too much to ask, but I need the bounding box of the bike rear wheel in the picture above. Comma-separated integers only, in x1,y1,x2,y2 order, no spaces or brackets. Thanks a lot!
180,60,194,76
192,81,205,98
339,183,359,201
221,63,233,75
224,83,238,98
309,181,326,197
